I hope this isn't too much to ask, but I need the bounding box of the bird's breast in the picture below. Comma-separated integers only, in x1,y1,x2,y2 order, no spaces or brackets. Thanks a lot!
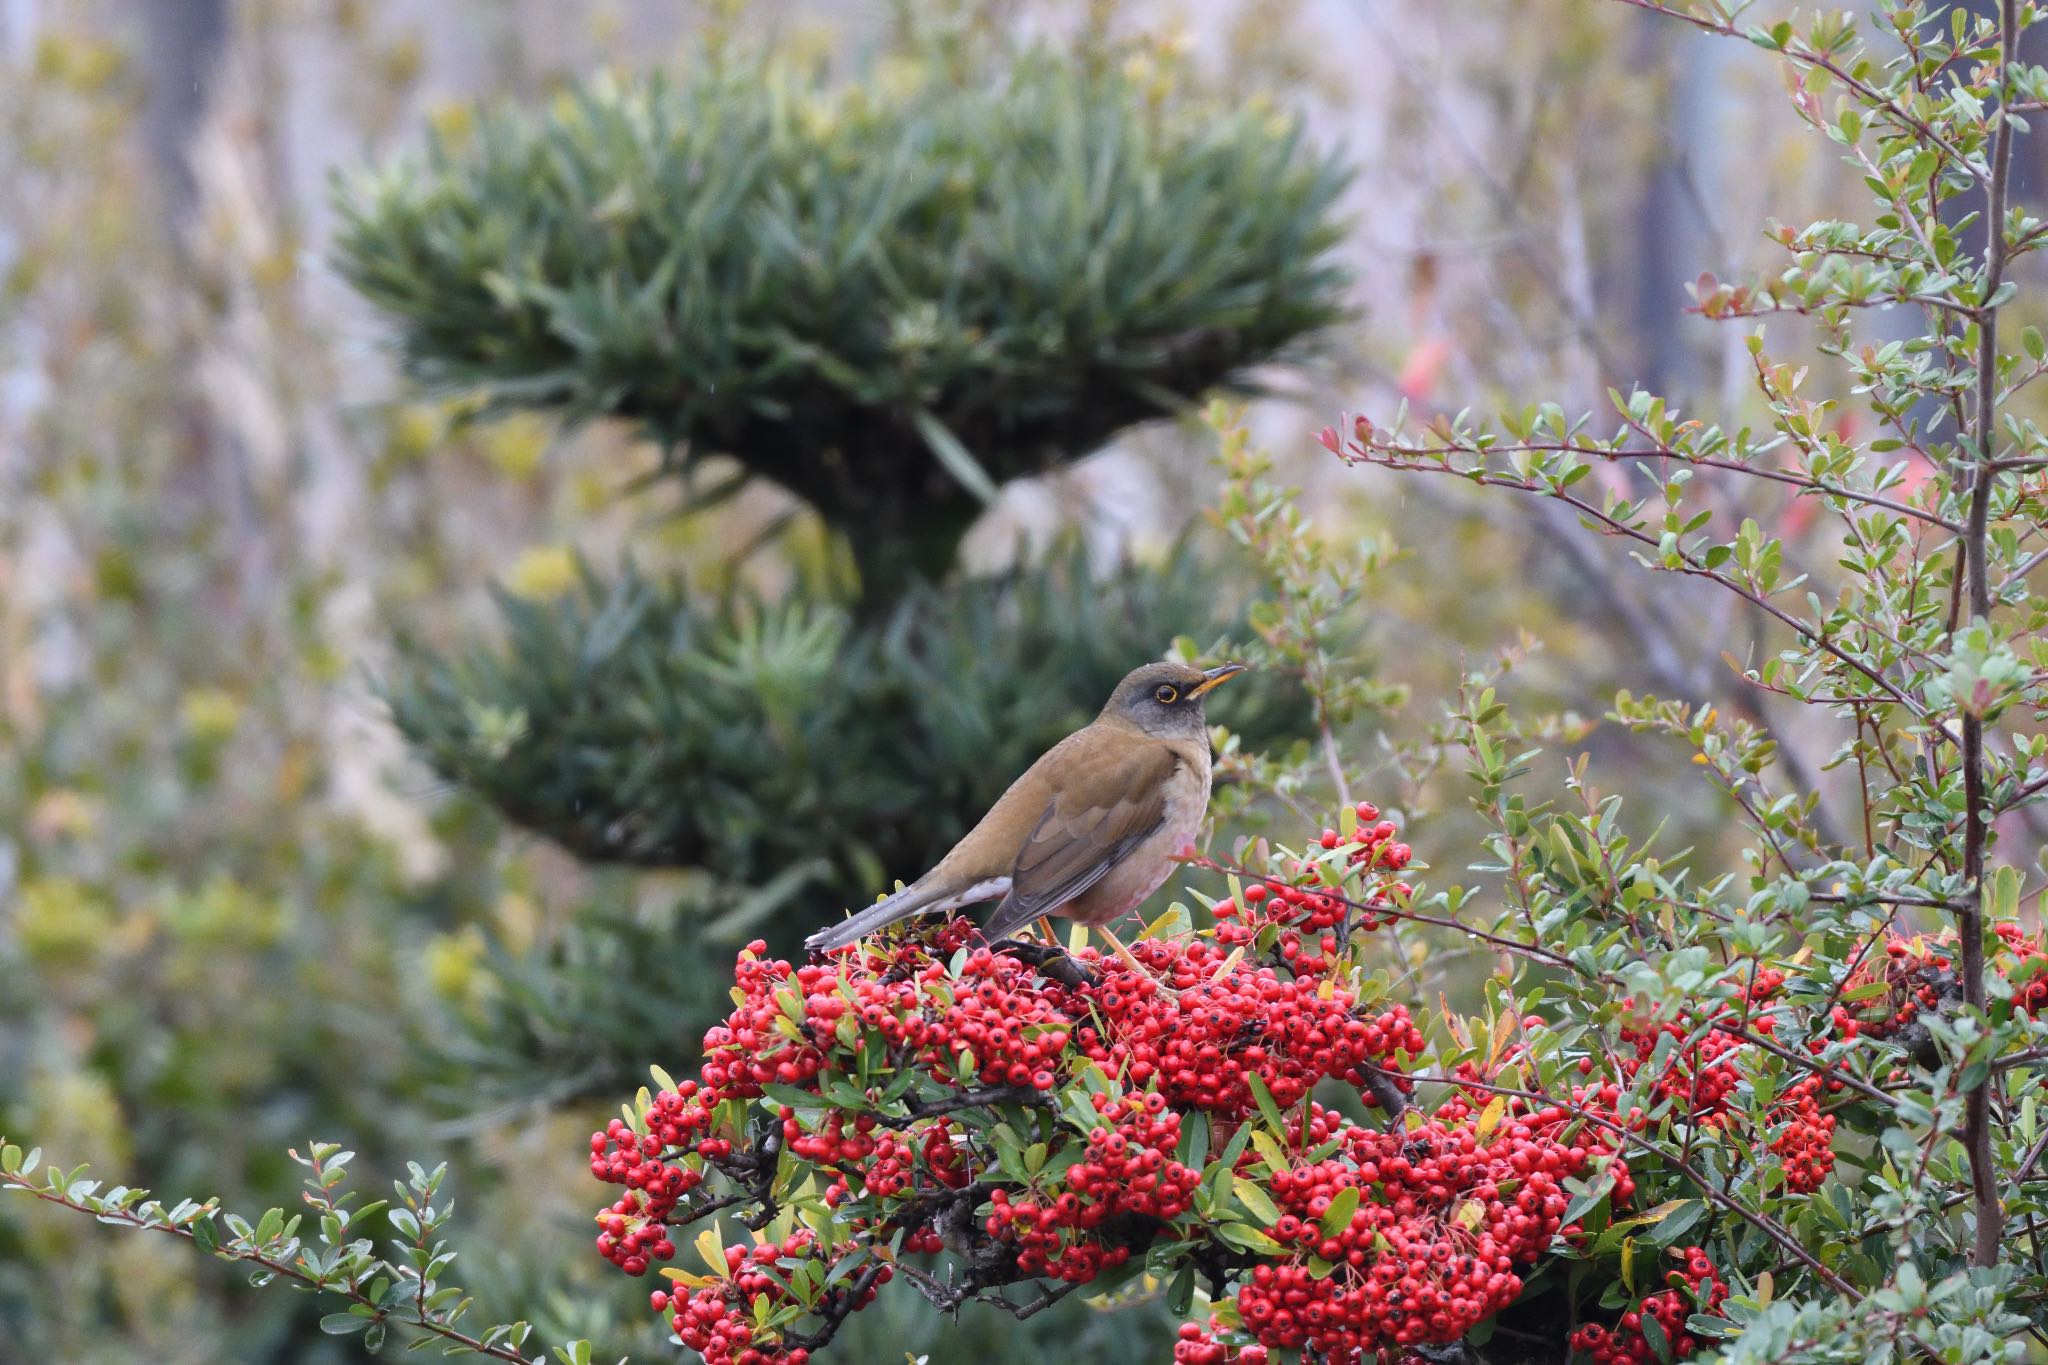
1157,751,1211,856
1066,753,1211,926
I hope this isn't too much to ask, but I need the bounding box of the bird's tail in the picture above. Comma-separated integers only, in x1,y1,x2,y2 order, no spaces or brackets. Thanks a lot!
804,879,951,954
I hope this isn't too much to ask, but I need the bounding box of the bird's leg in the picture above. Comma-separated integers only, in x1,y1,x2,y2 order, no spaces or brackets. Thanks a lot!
989,937,1097,990
1092,924,1150,975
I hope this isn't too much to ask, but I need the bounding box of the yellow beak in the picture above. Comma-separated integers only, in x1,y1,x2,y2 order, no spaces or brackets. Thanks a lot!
1187,662,1249,698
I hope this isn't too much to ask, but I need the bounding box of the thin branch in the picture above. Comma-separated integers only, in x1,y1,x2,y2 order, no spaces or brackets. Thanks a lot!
1995,542,2048,596
1339,443,1927,716
1806,889,1962,911
997,1278,1086,1321
872,1085,1056,1130
1993,1043,2048,1073
1612,0,1986,180
2003,768,2048,811
782,1261,893,1354
1186,856,1587,975
1,1180,535,1363
2013,1127,2048,1189
1379,435,1961,532
1708,1021,1898,1109
1954,0,2020,1272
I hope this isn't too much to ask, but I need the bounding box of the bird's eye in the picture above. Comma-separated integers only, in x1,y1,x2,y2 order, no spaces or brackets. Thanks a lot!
1154,684,1179,704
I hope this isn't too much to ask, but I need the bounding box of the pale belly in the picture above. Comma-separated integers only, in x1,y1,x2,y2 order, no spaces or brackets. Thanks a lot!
1064,761,1209,927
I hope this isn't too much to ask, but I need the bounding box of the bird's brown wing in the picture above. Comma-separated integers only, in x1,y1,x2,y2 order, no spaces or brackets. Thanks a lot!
981,740,1179,941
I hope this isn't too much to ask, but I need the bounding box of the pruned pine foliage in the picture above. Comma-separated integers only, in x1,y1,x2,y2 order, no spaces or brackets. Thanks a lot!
334,53,1351,590
384,541,1310,891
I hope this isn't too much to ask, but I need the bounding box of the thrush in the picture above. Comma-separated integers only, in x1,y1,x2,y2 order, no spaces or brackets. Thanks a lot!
805,660,1247,962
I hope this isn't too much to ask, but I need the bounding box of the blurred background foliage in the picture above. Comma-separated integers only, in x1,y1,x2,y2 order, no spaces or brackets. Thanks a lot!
0,0,1962,1361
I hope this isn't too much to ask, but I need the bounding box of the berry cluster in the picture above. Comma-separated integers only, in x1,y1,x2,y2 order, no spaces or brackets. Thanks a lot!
647,1231,884,1365
1567,1246,1728,1364
1833,925,2048,1041
587,801,1684,1365
591,1099,705,1274
1997,922,2048,1014
1606,973,1836,1194
1832,933,1957,1041
1171,1323,1267,1364
1229,1095,1626,1360
1211,801,1412,954
984,1092,1199,1280
1767,1073,1835,1192
1077,935,1423,1115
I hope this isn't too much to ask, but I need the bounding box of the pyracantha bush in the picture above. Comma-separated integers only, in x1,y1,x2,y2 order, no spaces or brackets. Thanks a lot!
1598,971,1838,1196
589,805,1548,1362
1832,926,2048,1048
1568,1246,1729,1365
586,794,2048,1364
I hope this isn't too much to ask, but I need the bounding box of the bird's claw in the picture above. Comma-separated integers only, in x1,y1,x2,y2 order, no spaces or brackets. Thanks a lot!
990,937,1098,990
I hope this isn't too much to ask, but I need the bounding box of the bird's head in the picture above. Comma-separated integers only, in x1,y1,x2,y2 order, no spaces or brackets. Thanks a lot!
1100,660,1249,739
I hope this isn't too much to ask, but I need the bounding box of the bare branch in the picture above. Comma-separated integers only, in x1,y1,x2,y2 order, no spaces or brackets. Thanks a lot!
1339,442,1928,716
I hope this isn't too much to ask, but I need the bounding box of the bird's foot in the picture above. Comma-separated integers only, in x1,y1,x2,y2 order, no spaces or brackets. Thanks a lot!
991,937,1098,990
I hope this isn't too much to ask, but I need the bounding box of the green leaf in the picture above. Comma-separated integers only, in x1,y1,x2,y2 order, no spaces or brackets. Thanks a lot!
1562,1173,1615,1226
1245,1073,1287,1134
1643,1199,1706,1246
913,411,1001,506
1215,1222,1288,1255
1319,1185,1360,1238
1233,1179,1282,1226
761,1083,826,1112
1641,1307,1674,1364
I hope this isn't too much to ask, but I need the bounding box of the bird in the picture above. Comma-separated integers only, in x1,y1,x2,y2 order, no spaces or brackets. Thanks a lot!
805,660,1247,964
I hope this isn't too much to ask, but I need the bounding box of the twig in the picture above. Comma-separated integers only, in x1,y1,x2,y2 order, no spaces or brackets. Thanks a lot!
1708,1021,1898,1109
1,1179,535,1363
1369,435,1960,532
872,1085,1056,1131
1612,0,1986,180
1806,889,1961,911
1187,856,1586,975
782,1261,893,1354
1340,444,1926,716
1994,542,2048,597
